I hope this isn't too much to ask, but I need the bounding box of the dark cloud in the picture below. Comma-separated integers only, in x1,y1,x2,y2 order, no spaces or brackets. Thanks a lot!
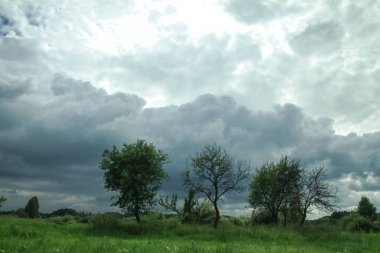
0,76,379,213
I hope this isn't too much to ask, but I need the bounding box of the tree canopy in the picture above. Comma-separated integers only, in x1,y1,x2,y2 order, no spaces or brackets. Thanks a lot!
249,156,301,224
357,196,377,219
249,157,337,225
183,143,250,228
0,195,6,209
99,139,168,223
25,196,39,218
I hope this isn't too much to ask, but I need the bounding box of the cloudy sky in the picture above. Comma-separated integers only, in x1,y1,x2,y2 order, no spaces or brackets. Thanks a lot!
0,0,379,217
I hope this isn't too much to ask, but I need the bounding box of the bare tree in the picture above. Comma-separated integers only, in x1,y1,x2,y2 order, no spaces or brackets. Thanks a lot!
183,143,250,228
299,165,338,225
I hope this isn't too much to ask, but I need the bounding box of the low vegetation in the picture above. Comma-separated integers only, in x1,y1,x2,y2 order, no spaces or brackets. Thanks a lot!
1,213,380,253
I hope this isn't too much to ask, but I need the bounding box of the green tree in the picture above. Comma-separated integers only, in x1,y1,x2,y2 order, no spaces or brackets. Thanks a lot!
249,156,301,225
99,139,168,223
357,196,377,219
183,143,250,228
0,195,6,209
25,196,39,218
159,188,199,223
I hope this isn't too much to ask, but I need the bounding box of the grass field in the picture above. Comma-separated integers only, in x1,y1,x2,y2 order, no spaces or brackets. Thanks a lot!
0,215,379,253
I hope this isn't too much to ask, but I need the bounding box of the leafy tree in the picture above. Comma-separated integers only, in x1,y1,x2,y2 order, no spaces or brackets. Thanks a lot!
183,143,250,228
0,195,6,208
99,139,168,223
182,188,198,223
249,156,301,225
25,196,39,218
298,166,337,225
357,196,377,219
159,188,199,223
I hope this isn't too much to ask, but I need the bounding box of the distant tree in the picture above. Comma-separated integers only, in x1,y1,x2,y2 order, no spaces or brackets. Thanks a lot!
0,195,6,209
15,208,28,218
50,208,78,217
357,196,377,219
298,166,338,225
183,143,250,228
25,196,39,218
249,156,301,225
99,140,168,223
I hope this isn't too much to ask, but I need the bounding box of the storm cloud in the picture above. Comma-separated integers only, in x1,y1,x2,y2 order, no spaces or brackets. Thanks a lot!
1,0,379,214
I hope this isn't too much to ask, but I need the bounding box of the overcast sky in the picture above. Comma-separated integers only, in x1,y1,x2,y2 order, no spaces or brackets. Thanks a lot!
0,0,379,217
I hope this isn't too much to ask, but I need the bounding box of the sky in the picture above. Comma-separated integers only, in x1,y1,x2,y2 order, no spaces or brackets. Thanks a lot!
0,0,379,217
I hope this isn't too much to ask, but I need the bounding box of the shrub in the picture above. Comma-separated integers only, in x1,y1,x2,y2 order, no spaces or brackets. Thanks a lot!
15,208,28,218
193,201,214,224
251,209,273,225
49,215,76,225
50,208,78,217
90,213,122,230
341,212,371,233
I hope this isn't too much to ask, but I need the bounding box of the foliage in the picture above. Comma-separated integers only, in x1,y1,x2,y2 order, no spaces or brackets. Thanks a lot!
90,213,122,230
251,208,275,225
182,188,198,223
330,211,350,224
193,200,215,224
0,195,6,208
15,208,28,218
25,196,39,218
183,143,250,228
50,208,78,217
1,215,380,253
158,193,182,215
49,215,76,225
99,139,168,223
249,156,301,225
357,196,377,220
341,212,371,233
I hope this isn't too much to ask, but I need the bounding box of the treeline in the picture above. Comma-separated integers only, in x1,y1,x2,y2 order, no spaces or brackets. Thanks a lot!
1,139,379,232
97,139,380,230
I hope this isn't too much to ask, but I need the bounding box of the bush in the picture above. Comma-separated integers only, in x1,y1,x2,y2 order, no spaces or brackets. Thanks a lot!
330,211,350,224
50,208,78,217
90,213,122,230
251,209,274,225
15,208,28,218
49,215,76,225
193,201,214,224
371,221,380,232
340,212,371,233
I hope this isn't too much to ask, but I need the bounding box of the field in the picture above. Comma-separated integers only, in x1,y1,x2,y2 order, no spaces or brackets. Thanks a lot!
0,215,379,253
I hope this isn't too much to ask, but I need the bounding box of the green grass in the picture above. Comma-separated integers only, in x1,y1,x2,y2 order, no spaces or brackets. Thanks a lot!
0,215,379,253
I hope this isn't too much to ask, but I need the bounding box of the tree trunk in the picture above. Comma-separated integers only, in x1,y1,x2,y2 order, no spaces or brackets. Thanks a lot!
213,202,220,229
134,211,141,223
299,212,307,226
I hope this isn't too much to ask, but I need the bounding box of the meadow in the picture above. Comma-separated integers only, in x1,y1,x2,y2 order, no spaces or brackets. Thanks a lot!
1,215,379,253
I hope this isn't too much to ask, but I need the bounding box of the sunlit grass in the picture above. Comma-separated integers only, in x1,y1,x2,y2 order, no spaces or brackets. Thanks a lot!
0,215,379,253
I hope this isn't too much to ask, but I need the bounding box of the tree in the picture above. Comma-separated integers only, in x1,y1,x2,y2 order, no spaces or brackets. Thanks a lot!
25,196,39,218
0,195,6,209
357,196,376,219
249,156,301,225
183,143,250,228
158,188,198,223
298,165,337,225
99,139,168,223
